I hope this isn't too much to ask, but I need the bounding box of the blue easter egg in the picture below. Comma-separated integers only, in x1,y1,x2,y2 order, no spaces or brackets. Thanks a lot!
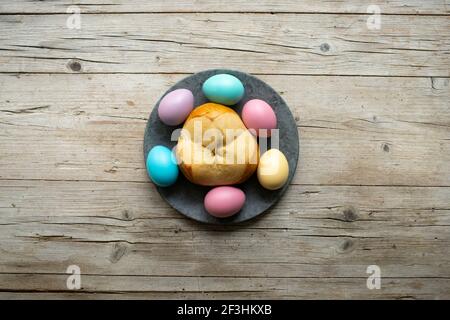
146,145,179,187
202,74,244,106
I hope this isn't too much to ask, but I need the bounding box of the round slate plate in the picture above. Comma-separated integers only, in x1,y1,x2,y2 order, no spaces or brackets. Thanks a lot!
143,69,299,224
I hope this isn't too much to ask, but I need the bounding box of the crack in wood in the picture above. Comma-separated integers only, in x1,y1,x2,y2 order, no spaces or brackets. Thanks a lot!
0,105,49,114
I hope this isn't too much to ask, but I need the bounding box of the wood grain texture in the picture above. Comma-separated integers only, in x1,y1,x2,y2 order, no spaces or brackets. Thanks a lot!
1,276,449,299
0,1,449,299
0,72,449,298
1,74,448,186
0,181,449,298
0,14,449,76
0,0,449,14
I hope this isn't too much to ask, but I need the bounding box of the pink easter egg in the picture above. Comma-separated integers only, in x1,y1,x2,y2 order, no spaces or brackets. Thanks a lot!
241,99,277,137
158,88,194,126
204,186,246,218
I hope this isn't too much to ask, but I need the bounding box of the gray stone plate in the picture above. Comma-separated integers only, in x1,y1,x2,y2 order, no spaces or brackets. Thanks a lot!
143,69,299,224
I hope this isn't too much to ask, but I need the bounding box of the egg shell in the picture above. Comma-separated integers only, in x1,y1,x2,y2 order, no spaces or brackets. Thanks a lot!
202,74,244,106
146,145,179,187
241,99,277,137
257,149,289,190
158,89,194,126
204,186,246,218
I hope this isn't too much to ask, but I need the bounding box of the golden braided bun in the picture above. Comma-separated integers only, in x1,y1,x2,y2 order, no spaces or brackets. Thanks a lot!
176,103,259,186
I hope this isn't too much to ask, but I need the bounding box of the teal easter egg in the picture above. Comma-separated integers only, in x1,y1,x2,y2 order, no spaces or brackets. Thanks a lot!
146,145,179,187
202,74,244,105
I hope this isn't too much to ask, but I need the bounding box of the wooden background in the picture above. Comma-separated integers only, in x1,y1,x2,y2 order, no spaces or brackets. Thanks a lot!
0,1,449,299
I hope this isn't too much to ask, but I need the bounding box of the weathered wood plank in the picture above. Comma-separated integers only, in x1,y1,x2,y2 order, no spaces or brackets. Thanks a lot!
0,180,449,278
0,274,448,299
0,0,448,15
0,14,449,76
1,74,448,186
0,7,449,299
0,180,449,298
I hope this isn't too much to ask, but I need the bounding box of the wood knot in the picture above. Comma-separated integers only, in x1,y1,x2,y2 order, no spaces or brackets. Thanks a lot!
174,227,182,234
342,206,358,222
122,209,133,221
320,43,330,52
338,239,355,253
68,60,82,72
109,242,128,263
431,77,449,90
104,166,118,173
382,143,390,152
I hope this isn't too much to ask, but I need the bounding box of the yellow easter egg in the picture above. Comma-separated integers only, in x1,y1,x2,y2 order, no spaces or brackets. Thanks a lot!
257,149,289,190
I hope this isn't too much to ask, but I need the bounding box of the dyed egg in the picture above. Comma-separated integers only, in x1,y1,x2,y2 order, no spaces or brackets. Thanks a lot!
202,74,244,106
241,99,277,137
146,145,179,187
257,149,289,190
158,89,194,126
204,186,245,218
